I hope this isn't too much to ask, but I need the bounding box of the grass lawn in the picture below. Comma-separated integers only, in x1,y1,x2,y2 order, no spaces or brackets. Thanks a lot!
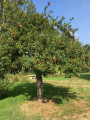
0,73,90,120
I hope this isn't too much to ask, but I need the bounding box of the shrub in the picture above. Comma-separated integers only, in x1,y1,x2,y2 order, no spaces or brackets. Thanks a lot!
0,78,10,99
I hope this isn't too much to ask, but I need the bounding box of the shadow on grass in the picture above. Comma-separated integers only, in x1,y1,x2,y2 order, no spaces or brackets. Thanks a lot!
6,82,77,104
79,73,90,81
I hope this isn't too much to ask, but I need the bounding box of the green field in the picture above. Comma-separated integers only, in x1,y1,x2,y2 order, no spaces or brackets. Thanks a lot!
0,73,90,120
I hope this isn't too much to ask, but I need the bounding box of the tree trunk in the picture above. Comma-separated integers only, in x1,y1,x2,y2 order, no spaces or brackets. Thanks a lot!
36,73,43,103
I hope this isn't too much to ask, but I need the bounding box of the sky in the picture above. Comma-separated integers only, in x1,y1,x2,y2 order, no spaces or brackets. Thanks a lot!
32,0,90,45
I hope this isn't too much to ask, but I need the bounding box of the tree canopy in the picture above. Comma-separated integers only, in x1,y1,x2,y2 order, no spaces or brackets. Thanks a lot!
0,0,83,76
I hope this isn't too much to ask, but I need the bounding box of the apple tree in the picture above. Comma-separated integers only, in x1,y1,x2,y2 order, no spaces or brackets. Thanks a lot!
0,0,85,102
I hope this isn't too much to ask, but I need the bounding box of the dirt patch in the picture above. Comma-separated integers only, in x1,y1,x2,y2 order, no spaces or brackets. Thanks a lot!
75,111,90,120
72,100,90,120
21,100,61,119
71,77,78,79
73,100,87,109
20,100,90,120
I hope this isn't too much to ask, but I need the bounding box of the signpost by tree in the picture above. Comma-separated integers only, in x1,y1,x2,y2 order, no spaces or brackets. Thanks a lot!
0,0,88,102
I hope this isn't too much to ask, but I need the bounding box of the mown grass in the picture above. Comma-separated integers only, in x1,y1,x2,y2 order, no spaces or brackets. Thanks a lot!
0,73,90,120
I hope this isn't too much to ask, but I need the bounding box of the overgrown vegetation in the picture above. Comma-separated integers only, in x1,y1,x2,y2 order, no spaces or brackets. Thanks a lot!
0,78,10,99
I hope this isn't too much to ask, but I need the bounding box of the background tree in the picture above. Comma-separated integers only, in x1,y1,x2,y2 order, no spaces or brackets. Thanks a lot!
82,44,90,72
